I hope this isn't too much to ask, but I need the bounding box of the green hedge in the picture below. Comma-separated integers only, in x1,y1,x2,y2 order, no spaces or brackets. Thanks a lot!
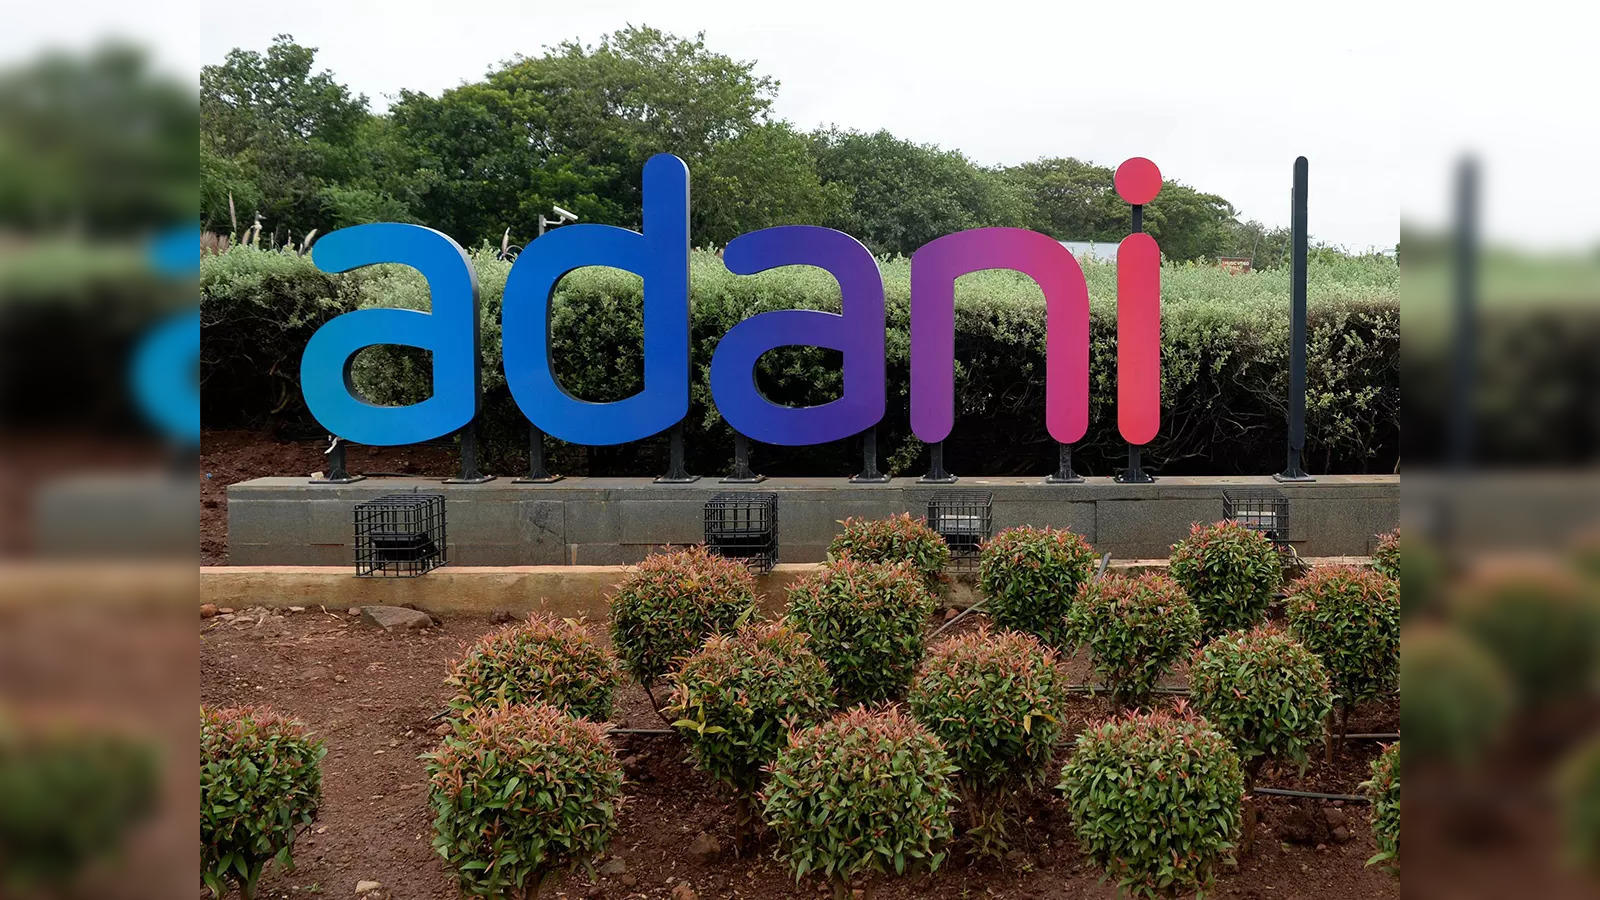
200,245,1398,476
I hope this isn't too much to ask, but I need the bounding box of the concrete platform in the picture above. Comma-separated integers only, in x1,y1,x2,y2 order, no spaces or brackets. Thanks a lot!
226,474,1398,567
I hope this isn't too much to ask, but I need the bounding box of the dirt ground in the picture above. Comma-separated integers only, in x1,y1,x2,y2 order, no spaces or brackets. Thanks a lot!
200,607,1401,900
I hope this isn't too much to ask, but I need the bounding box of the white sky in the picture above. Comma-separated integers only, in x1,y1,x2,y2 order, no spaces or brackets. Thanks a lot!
14,0,1600,252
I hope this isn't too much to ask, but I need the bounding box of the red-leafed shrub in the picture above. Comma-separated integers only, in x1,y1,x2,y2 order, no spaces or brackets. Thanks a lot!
786,558,937,704
446,613,622,720
977,525,1098,648
828,513,951,591
1169,520,1283,638
609,545,757,683
1285,565,1401,706
1066,573,1201,706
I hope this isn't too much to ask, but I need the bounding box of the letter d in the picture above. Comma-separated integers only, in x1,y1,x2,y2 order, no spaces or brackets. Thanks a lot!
502,154,690,445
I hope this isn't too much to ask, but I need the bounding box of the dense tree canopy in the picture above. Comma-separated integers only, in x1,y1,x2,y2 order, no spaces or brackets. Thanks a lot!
199,28,1337,265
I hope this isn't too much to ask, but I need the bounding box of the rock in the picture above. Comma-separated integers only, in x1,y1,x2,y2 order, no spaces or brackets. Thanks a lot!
944,607,961,622
289,605,306,613
360,606,434,632
434,723,453,736
1331,826,1351,843
619,874,637,888
296,666,331,682
671,884,696,900
219,607,235,615
599,857,627,876
347,607,361,617
355,880,382,895
687,832,720,859
200,603,218,619
1321,806,1347,829
491,609,517,624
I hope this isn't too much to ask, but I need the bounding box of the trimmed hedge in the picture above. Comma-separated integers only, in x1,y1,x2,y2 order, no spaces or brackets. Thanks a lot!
1190,625,1333,776
1285,566,1401,707
978,525,1098,649
1169,520,1283,639
608,546,758,684
1066,572,1201,706
200,246,1399,476
828,513,950,592
1400,626,1510,765
445,613,622,720
786,558,937,704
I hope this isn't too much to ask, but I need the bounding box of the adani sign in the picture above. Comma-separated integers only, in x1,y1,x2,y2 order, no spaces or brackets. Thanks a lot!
301,153,1162,449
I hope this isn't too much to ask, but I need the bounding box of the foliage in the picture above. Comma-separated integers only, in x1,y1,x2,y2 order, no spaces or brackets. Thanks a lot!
1066,573,1201,706
1169,520,1284,639
907,625,1064,792
199,243,1399,479
977,525,1098,649
1399,626,1510,766
0,719,156,893
608,545,757,683
1558,735,1600,875
424,704,622,897
1058,707,1244,898
1452,568,1600,707
667,620,836,798
827,513,951,592
1189,625,1333,776
1362,743,1400,876
1285,566,1401,706
446,613,622,720
1372,528,1401,581
200,706,326,900
760,706,957,886
786,558,937,704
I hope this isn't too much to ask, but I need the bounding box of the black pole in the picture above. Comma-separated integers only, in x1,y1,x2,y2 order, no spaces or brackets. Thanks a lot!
446,421,495,483
1045,442,1083,484
1276,156,1313,482
1118,202,1154,484
513,423,562,483
1449,159,1477,471
655,421,699,483
850,425,888,483
919,440,957,484
314,435,364,484
721,431,765,483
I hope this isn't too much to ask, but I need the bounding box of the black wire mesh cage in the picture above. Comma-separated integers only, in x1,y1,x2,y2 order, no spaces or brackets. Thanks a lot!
704,492,779,574
1222,488,1291,543
927,490,994,573
354,493,447,577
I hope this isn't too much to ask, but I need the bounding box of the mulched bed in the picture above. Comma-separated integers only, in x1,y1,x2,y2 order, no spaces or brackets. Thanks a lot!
200,607,1400,900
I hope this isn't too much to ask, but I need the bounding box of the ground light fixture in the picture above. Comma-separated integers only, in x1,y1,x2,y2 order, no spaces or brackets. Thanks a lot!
926,489,993,573
1221,487,1290,544
353,492,447,577
703,492,779,574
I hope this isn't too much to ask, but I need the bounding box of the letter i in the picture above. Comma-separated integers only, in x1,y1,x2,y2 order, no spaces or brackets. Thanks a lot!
1114,158,1161,448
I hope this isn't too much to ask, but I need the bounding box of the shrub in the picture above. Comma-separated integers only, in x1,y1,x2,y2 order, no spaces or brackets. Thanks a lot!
609,545,758,683
908,626,1062,789
1453,568,1600,707
0,719,156,893
1372,528,1400,581
907,626,1063,854
1058,707,1245,898
1399,626,1510,765
446,613,622,720
761,706,957,889
786,558,937,704
977,525,1098,648
1169,520,1283,638
1285,565,1401,707
1066,573,1201,706
667,620,836,801
425,704,623,897
1190,625,1334,778
200,707,326,900
1362,743,1400,876
828,513,950,591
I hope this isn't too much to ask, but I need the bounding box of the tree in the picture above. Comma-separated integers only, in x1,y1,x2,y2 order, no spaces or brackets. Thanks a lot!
693,122,845,245
200,35,373,234
809,128,1030,256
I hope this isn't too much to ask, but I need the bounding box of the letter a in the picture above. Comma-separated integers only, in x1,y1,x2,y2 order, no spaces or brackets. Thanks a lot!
301,224,480,446
710,226,885,445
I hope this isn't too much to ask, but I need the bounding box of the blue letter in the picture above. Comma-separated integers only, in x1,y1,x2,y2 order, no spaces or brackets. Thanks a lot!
301,224,479,446
710,226,884,445
501,154,690,445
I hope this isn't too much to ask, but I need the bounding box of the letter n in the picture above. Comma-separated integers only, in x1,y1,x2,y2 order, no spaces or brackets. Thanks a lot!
909,228,1089,444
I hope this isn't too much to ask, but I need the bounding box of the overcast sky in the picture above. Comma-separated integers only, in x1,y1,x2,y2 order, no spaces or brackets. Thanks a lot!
18,0,1600,252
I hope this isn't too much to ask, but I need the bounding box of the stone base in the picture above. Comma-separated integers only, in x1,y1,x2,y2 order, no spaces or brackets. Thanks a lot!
225,474,1398,567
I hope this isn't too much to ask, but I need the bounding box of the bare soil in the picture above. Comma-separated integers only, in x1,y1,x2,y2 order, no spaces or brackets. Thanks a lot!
200,608,1401,900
